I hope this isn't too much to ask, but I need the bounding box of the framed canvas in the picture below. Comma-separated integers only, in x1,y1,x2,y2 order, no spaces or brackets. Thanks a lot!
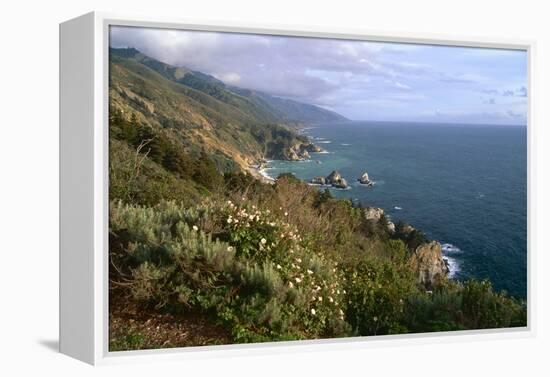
59,12,535,365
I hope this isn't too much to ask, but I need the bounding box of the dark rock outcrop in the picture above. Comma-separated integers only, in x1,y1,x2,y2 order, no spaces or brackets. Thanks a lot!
409,241,449,287
284,142,322,161
311,176,326,185
363,207,385,221
333,178,348,189
326,170,348,189
363,207,395,234
358,172,374,187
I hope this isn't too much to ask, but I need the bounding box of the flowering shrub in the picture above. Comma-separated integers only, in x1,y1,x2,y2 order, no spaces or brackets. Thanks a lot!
110,199,350,343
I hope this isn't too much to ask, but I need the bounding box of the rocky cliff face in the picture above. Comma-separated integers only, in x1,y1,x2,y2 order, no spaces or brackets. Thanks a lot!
276,142,323,161
363,207,396,234
409,241,449,287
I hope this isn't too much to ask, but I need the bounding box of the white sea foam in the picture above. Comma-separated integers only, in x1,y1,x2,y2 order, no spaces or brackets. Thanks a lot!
441,242,462,278
314,151,332,154
307,183,332,187
341,143,352,146
259,168,275,181
317,140,332,144
444,256,460,278
394,206,402,210
441,243,462,253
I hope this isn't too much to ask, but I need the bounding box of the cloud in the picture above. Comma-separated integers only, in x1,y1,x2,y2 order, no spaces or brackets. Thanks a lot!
110,26,527,125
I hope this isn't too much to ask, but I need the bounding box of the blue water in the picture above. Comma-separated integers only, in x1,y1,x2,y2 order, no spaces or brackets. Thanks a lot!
264,121,527,298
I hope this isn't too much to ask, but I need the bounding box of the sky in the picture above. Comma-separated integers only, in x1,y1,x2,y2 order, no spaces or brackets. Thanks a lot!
110,26,528,125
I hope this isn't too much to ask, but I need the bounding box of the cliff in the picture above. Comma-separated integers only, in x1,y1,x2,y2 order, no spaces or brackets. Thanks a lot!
409,241,449,287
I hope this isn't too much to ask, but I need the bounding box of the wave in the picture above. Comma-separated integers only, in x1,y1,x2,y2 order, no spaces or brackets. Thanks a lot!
441,243,462,253
341,143,352,146
307,183,332,187
444,256,460,278
394,206,402,210
259,168,275,181
314,151,332,154
440,242,462,278
317,141,332,144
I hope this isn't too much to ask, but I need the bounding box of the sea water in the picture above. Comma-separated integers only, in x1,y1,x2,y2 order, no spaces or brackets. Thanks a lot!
264,121,527,298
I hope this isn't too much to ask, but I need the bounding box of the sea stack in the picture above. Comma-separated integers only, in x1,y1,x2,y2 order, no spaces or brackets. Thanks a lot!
358,171,373,186
326,170,348,189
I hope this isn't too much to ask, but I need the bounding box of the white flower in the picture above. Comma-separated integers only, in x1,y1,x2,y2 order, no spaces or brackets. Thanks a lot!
288,281,294,288
227,246,234,252
307,269,314,275
261,238,267,244
295,277,302,283
296,258,302,263
373,316,378,322
339,309,344,316
276,264,282,270
311,308,316,315
328,297,334,303
192,225,199,231
227,218,233,224
284,212,288,216
249,215,255,221
318,296,323,302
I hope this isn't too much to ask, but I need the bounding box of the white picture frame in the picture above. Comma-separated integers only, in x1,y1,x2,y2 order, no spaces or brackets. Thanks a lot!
59,11,536,365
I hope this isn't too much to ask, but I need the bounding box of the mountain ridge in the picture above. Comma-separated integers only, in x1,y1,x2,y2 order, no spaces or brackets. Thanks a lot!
109,47,346,177
110,47,347,125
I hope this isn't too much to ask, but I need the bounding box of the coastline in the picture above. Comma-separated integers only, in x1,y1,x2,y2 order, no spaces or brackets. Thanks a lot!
255,129,462,279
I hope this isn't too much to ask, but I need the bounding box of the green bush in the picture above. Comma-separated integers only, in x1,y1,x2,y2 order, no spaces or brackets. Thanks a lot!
110,200,350,343
344,258,417,336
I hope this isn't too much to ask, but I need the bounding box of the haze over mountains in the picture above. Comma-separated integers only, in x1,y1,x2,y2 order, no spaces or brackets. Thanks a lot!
109,47,346,172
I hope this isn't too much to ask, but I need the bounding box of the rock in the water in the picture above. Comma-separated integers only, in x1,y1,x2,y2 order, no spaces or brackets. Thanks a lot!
334,178,348,189
358,172,369,183
409,241,449,287
311,176,326,185
363,207,385,221
325,170,349,188
326,170,342,184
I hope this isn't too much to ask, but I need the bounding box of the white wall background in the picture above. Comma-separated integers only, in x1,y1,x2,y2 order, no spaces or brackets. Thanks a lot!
1,0,548,375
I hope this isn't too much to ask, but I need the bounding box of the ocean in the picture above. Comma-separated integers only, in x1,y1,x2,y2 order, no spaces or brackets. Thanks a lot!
263,121,527,298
